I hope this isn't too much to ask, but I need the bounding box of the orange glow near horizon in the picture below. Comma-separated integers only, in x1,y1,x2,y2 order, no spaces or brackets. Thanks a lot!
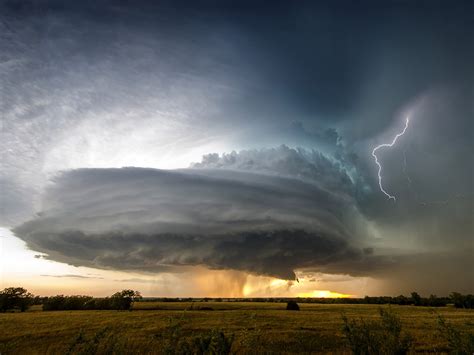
297,290,353,298
2,228,369,298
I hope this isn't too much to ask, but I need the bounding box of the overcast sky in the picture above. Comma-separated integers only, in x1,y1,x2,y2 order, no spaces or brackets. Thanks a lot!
1,0,472,297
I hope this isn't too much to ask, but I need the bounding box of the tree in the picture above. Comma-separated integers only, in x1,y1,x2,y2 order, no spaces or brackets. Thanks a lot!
110,290,142,310
411,292,422,306
0,287,34,312
450,292,474,309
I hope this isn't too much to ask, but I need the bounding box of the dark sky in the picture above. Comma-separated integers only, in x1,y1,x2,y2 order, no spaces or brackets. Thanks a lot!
1,0,473,295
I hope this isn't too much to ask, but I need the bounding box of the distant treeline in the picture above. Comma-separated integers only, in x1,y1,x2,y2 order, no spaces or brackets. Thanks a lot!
0,288,141,312
42,291,141,311
1,287,473,312
147,292,474,308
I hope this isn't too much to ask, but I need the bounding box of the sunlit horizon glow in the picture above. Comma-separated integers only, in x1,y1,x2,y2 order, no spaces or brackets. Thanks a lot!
297,290,353,298
1,227,365,298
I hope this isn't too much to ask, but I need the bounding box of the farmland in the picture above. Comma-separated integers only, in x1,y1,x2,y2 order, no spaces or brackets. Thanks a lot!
1,302,473,354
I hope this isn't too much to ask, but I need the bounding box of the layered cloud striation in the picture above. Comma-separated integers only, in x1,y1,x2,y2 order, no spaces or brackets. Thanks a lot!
14,148,377,279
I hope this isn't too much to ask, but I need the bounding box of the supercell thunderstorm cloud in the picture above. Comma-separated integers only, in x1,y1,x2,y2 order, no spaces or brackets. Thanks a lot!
13,148,384,280
14,162,365,280
1,0,473,296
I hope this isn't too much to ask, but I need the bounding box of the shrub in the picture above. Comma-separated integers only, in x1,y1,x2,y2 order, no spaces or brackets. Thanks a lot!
437,314,474,354
342,308,412,354
450,293,474,309
65,327,125,355
42,290,141,311
198,306,214,311
286,300,300,310
161,315,234,355
43,295,93,311
427,294,448,307
186,329,234,355
411,292,422,306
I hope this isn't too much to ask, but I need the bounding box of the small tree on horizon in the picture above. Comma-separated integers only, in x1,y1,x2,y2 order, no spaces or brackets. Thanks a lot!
0,287,34,312
110,289,142,310
411,292,422,306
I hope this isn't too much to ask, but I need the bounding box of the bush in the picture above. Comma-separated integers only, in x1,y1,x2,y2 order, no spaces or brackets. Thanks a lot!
161,315,234,355
411,292,422,306
198,306,214,311
65,327,126,355
186,329,234,355
427,294,448,307
43,295,92,311
42,290,141,311
437,314,474,354
342,308,412,354
43,295,95,311
286,300,300,310
450,293,474,309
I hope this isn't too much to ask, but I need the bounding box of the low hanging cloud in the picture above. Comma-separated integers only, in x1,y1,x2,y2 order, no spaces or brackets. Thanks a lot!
14,148,381,280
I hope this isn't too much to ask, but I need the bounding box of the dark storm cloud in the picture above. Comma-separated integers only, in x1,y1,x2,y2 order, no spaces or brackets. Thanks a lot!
14,155,383,280
354,91,473,252
360,251,474,296
21,228,365,280
2,0,471,180
2,0,471,128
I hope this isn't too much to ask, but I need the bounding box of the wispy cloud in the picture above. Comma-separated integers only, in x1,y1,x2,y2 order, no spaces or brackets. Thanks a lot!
114,278,160,284
41,274,104,280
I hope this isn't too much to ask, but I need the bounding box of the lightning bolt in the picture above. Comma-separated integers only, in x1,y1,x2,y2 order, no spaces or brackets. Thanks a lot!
372,115,410,201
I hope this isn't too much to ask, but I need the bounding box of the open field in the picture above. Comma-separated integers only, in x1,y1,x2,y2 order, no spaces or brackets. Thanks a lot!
1,302,473,354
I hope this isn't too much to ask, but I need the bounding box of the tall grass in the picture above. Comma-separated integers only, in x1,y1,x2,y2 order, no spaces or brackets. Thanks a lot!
342,308,413,355
437,314,474,354
159,314,234,355
66,327,125,355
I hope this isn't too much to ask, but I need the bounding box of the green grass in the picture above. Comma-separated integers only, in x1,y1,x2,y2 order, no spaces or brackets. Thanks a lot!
0,302,473,354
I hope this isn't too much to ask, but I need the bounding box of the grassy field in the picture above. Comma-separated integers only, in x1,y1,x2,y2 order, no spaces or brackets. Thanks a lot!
0,302,473,354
